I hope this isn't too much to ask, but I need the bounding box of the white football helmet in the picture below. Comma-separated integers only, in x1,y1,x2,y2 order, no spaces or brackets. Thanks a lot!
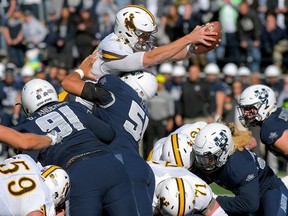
41,165,70,207
161,133,193,169
21,65,35,77
159,62,173,74
237,84,277,127
222,63,238,77
204,63,220,75
264,65,280,78
114,5,158,51
171,65,186,77
238,66,251,77
193,123,233,173
121,71,158,102
21,79,58,116
158,177,195,216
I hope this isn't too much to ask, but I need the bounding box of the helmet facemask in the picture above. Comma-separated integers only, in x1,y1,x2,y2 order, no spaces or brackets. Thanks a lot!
133,29,157,51
195,149,227,173
237,102,263,127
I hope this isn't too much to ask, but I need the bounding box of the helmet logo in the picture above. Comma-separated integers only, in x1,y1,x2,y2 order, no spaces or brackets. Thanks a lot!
36,88,54,100
254,88,269,109
160,196,170,207
125,13,136,31
190,127,201,143
213,131,228,150
36,88,44,100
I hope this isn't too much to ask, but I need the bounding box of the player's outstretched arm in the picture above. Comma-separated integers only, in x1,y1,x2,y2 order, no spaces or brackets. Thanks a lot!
0,125,58,150
143,23,217,67
61,52,98,96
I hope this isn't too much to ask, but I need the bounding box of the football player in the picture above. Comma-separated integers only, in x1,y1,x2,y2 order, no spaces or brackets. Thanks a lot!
148,160,227,216
91,5,218,79
0,154,69,216
192,123,288,215
148,121,207,164
14,79,138,215
61,52,158,215
238,84,288,160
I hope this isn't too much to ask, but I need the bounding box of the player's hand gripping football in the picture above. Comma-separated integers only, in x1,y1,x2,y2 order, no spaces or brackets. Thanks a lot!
187,23,218,47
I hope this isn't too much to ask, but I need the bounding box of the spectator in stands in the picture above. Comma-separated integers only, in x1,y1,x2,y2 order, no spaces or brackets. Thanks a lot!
44,8,59,68
181,3,198,36
267,0,288,33
63,0,82,16
222,80,245,131
76,8,97,63
169,64,186,128
164,4,185,42
3,7,25,67
203,63,225,122
2,69,18,127
95,0,118,25
22,10,47,49
176,65,212,126
218,0,241,64
237,1,262,73
0,0,17,56
257,0,268,25
55,7,77,70
238,65,251,89
20,0,42,20
261,13,288,68
263,64,284,99
53,67,68,94
95,12,114,44
154,14,171,46
221,63,238,120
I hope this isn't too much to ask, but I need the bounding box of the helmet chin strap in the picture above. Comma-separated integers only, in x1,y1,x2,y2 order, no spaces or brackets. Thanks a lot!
15,102,30,117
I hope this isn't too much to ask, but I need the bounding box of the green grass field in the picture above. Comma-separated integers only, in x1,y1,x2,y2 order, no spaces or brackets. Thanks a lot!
210,183,233,196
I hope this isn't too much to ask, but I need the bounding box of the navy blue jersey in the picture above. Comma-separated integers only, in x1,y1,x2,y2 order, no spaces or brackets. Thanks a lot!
94,74,149,153
14,101,115,166
194,149,283,213
81,74,155,215
13,100,139,215
261,107,288,160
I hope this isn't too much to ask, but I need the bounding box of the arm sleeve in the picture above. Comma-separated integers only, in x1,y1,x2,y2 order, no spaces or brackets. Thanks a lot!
86,115,116,143
101,52,145,72
80,82,113,106
216,178,260,214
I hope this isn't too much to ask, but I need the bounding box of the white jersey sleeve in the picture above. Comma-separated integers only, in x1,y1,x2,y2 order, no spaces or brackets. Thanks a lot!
0,154,55,216
174,122,207,143
148,160,213,213
91,33,145,78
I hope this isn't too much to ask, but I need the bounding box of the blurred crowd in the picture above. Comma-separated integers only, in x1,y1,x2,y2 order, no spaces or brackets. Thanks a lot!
0,0,288,172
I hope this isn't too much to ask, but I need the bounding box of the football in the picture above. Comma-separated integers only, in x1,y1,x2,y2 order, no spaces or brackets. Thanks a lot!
193,21,222,55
